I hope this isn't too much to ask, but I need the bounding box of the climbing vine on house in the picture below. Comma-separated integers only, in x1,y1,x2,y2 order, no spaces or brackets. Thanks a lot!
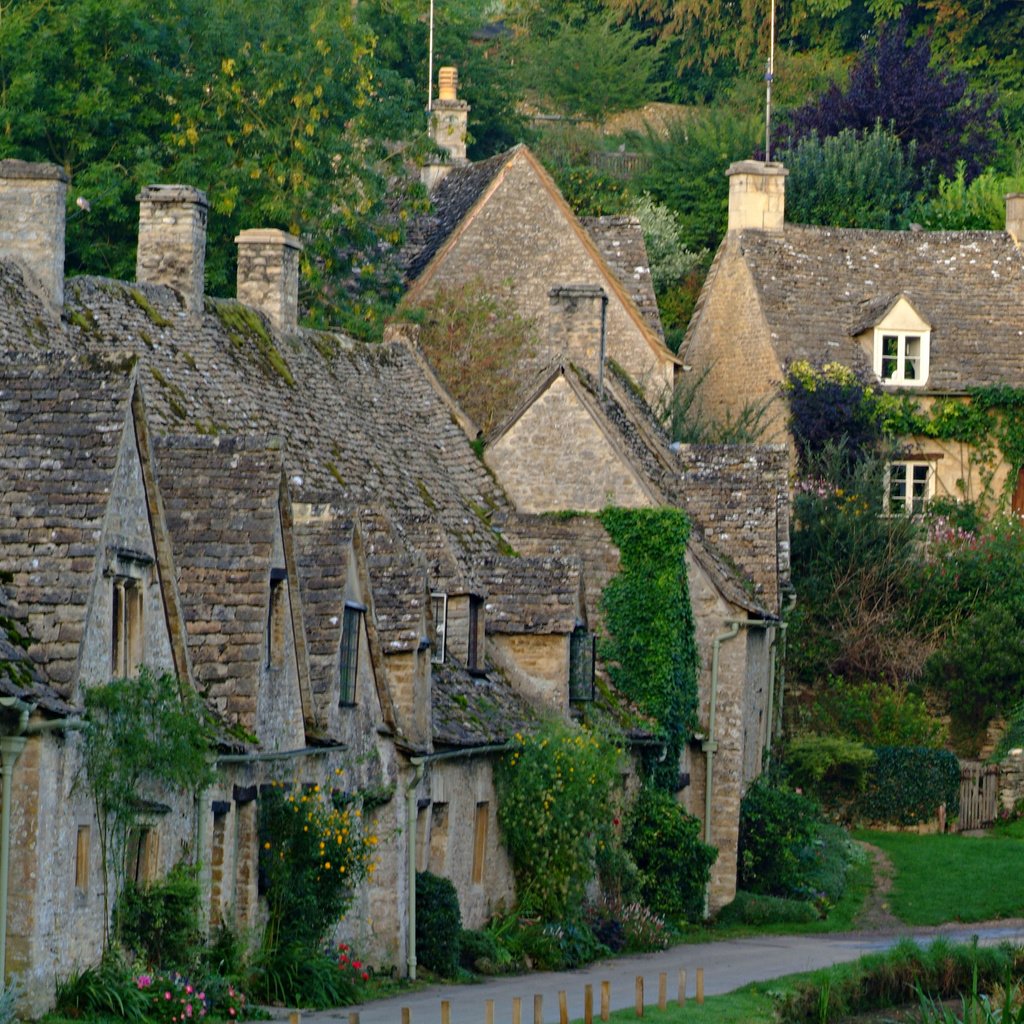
598,507,699,784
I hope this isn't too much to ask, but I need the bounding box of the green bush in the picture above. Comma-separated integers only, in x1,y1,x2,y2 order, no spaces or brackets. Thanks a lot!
716,891,821,926
56,953,149,1022
495,722,621,919
857,746,960,825
508,920,606,971
624,785,716,923
115,862,202,970
783,735,875,811
458,929,499,972
415,871,462,978
0,977,20,1024
249,943,365,1008
778,939,1024,1024
800,824,866,906
803,677,945,749
737,776,823,899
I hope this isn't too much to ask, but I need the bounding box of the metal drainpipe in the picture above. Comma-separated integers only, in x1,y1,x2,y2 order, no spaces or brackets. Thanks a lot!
403,742,513,980
704,623,740,848
597,292,608,398
0,697,31,983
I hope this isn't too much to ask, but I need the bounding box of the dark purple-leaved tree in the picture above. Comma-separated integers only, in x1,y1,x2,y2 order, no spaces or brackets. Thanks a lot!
779,18,997,181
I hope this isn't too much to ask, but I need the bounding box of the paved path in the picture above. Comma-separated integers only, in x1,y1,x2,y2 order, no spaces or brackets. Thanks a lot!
281,922,1024,1024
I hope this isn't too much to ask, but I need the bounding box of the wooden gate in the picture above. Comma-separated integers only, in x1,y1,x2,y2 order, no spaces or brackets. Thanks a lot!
959,761,999,831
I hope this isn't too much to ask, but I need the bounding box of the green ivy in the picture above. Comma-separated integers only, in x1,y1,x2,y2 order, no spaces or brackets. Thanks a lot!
598,507,699,782
856,746,960,826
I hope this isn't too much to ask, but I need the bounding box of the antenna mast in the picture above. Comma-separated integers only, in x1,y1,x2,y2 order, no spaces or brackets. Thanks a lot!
765,0,775,161
428,0,435,112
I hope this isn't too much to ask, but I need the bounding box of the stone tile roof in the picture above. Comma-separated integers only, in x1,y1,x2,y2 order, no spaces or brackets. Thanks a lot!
0,358,135,697
400,149,517,280
358,506,429,654
0,270,510,588
581,216,664,338
153,434,283,734
291,502,357,719
431,661,537,748
480,553,581,635
733,225,1024,390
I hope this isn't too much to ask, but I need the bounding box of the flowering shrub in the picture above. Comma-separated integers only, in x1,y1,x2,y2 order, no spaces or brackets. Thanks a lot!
495,722,622,919
258,778,378,953
136,971,209,1024
586,897,671,952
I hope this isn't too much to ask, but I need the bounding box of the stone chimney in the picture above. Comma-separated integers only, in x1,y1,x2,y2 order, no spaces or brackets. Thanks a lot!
726,160,788,233
1006,194,1024,245
136,185,209,314
422,66,470,192
549,284,608,376
0,159,68,313
234,229,303,332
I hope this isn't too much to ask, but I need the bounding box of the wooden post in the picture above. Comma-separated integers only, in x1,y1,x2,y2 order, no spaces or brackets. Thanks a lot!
349,1014,360,1024
696,968,704,1005
559,991,568,1024
513,996,522,1024
288,1013,300,1024
441,1001,451,1024
677,970,686,1007
486,1001,495,1024
402,1009,411,1024
601,981,610,1022
635,976,644,1017
658,974,667,1011
584,984,594,1024
534,994,543,1024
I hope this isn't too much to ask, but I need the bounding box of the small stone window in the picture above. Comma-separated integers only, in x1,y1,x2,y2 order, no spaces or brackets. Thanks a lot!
128,826,159,884
112,576,144,679
569,625,596,702
266,569,288,670
339,602,365,707
75,825,90,891
467,595,484,674
431,593,447,664
471,801,489,885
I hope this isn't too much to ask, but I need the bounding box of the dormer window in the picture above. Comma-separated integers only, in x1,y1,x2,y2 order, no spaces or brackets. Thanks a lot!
431,593,447,664
266,569,287,670
869,297,930,387
339,601,365,707
467,595,483,674
569,625,596,702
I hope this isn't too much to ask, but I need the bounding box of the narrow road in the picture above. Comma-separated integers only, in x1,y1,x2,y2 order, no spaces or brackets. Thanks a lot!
285,922,1024,1024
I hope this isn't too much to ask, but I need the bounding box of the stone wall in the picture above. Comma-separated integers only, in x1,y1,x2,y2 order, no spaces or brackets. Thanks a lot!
488,633,568,710
487,375,653,513
413,153,674,405
136,185,208,314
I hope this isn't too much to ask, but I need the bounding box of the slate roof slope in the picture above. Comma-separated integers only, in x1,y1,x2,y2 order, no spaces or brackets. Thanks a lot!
480,553,582,635
0,359,135,697
0,272,509,584
732,225,1024,391
431,660,537,748
581,216,664,338
400,149,516,280
0,261,59,349
153,434,283,734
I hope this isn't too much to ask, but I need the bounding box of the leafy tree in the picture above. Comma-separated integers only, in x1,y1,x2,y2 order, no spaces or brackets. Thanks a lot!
631,193,706,292
513,16,660,121
780,18,998,181
80,668,214,945
911,161,1024,231
630,106,762,252
780,124,918,229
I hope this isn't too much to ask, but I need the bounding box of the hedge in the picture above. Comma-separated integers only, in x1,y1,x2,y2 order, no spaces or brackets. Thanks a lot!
856,746,960,826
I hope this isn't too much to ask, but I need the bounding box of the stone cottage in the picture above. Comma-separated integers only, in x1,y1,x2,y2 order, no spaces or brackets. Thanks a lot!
682,159,1024,512
0,149,790,1013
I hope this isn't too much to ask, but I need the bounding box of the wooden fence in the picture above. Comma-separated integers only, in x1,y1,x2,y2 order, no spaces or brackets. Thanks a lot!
959,760,999,831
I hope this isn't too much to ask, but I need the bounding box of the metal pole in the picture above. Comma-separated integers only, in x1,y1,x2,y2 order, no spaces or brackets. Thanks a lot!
765,0,776,161
427,0,435,113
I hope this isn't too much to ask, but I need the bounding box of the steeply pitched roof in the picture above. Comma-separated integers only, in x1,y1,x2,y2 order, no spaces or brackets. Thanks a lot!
480,553,581,635
154,434,284,734
0,272,511,588
729,225,1024,390
0,358,135,697
581,216,664,338
432,661,537,748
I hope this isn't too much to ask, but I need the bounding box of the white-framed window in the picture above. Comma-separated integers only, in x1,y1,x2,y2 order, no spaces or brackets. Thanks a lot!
431,593,447,664
874,330,929,386
886,460,933,515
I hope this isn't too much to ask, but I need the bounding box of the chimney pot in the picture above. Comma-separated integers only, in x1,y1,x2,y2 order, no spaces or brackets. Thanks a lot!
234,228,303,332
0,159,68,313
426,65,470,177
437,66,458,102
1006,193,1024,244
136,184,209,314
726,160,787,233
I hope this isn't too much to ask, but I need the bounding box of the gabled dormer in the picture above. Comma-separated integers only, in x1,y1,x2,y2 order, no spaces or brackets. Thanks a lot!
859,294,932,388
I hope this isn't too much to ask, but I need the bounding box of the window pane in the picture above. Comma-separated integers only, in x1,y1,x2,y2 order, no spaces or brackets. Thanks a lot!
569,627,595,701
889,464,908,512
431,594,446,664
904,336,920,380
339,606,360,706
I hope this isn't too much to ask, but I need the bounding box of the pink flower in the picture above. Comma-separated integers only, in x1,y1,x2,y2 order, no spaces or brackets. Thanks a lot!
186,1004,193,1017
165,992,173,1001
229,1010,236,1018
186,985,193,995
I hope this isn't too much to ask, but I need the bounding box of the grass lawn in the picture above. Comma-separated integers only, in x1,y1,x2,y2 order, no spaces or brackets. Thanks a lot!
855,826,1024,925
